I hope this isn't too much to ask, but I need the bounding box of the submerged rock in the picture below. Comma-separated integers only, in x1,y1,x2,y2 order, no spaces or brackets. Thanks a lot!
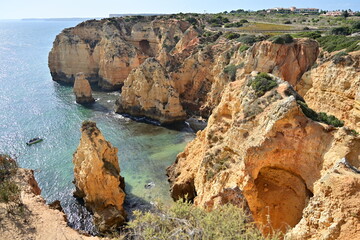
167,73,360,236
73,72,95,104
73,121,126,233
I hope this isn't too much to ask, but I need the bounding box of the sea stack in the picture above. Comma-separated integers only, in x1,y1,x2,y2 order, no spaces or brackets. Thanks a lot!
73,73,95,104
73,121,126,232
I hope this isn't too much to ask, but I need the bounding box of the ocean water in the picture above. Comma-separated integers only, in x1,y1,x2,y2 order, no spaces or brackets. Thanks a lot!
0,20,194,233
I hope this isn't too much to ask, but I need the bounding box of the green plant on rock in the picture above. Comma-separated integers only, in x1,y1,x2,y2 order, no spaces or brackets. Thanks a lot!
0,154,20,203
127,199,280,240
270,34,294,44
224,64,243,81
247,73,278,97
297,101,344,127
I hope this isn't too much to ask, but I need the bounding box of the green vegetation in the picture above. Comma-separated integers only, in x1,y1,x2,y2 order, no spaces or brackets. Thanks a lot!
239,45,250,53
292,31,322,39
224,22,243,28
238,22,294,31
0,154,20,203
127,200,280,240
316,35,360,52
331,26,351,35
185,17,198,26
332,51,350,64
269,34,294,44
207,15,229,27
297,101,344,127
224,32,241,40
224,64,243,81
247,73,278,97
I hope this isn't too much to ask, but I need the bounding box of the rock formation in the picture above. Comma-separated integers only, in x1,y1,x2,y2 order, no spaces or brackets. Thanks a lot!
73,121,126,232
296,50,360,132
49,18,195,90
73,72,95,104
0,163,99,239
242,38,319,86
115,58,186,123
167,72,360,236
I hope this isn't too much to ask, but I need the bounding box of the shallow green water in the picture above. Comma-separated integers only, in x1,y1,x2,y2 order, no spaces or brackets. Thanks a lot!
0,20,194,233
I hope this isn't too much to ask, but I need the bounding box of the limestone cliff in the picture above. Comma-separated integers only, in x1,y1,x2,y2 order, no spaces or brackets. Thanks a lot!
0,165,100,239
115,58,186,123
73,121,126,232
241,39,319,86
296,50,360,132
73,72,95,104
49,18,195,90
167,73,360,236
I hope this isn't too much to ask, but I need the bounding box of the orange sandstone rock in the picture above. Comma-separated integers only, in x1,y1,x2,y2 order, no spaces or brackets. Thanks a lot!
73,121,126,232
168,74,360,236
73,72,95,104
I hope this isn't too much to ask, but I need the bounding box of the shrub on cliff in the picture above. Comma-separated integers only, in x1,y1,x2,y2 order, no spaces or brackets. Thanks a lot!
297,101,344,127
270,34,294,44
0,154,20,203
317,35,360,52
248,73,278,97
127,200,280,240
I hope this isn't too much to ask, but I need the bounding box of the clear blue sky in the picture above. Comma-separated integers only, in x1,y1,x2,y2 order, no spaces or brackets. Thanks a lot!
1,0,359,19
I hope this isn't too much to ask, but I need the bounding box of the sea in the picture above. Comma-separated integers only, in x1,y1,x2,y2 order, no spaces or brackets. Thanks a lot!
0,19,194,233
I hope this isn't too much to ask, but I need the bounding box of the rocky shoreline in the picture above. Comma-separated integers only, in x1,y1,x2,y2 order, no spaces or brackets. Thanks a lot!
13,15,358,239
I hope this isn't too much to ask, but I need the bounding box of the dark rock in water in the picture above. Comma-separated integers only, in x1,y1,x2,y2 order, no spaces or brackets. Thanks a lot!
144,182,155,189
49,200,63,212
186,117,207,132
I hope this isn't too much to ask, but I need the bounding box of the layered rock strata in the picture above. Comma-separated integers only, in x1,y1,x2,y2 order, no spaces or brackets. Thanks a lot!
241,38,319,86
73,121,126,232
296,50,360,132
49,18,195,90
167,73,360,236
73,72,95,104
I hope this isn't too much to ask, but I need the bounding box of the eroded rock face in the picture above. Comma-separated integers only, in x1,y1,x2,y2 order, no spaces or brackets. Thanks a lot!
49,18,195,90
115,58,186,123
167,73,360,235
0,167,99,240
73,72,95,104
286,162,360,240
73,121,126,232
296,50,360,132
242,39,319,86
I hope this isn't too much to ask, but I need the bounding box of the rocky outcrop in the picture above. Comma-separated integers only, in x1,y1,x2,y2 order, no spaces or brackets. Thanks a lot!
242,39,319,86
296,50,360,132
73,121,126,232
286,161,360,240
49,18,196,90
0,167,100,240
73,72,95,104
167,72,360,235
115,58,186,123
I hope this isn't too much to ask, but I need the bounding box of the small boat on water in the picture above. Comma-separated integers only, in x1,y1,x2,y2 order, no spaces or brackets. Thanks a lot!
26,137,43,146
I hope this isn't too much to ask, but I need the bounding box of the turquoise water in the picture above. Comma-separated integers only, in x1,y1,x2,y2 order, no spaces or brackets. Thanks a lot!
0,20,194,233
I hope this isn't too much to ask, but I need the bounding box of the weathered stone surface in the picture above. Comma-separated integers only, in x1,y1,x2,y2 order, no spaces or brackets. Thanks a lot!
285,162,360,240
296,50,360,132
167,73,360,235
115,58,186,123
73,72,95,104
0,167,100,240
242,39,319,86
49,18,194,90
73,121,126,232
